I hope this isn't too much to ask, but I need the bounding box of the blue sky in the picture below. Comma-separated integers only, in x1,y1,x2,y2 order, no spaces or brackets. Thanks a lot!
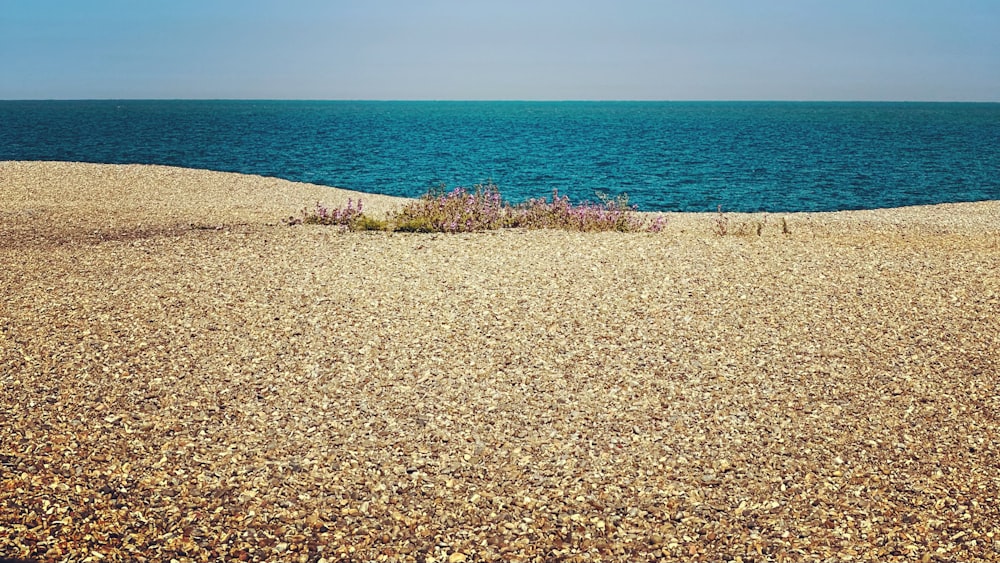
2,0,998,100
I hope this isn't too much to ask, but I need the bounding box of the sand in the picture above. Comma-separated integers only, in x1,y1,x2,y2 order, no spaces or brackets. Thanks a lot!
2,161,999,562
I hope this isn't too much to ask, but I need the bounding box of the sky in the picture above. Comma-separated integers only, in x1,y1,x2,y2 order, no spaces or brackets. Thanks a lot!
1,0,999,101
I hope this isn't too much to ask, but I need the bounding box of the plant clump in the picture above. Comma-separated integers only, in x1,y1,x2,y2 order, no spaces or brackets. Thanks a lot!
287,199,366,230
514,190,658,232
393,184,510,233
291,183,666,233
713,206,788,237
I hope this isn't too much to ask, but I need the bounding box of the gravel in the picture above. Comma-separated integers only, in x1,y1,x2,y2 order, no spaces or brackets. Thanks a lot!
2,162,999,562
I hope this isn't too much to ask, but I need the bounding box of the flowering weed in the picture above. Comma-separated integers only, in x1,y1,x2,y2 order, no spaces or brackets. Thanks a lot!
295,183,665,233
511,190,650,232
393,183,511,233
289,199,367,230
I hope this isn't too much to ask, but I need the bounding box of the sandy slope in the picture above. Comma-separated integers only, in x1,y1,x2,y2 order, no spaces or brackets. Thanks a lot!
2,162,999,562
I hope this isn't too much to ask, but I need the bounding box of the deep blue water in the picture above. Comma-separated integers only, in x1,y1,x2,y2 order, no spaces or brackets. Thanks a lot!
2,100,998,212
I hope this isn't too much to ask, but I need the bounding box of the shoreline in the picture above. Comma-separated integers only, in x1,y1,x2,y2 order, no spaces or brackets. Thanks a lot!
2,161,998,561
4,160,999,237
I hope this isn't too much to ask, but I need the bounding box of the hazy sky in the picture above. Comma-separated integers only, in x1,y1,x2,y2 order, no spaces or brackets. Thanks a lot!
2,0,999,100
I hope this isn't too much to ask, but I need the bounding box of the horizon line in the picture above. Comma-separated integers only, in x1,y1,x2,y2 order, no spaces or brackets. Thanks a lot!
4,98,999,103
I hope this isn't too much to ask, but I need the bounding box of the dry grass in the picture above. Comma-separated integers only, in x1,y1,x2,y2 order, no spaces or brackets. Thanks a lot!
2,162,999,562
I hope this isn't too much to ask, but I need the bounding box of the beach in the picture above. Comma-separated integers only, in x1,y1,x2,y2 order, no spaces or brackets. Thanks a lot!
2,161,999,561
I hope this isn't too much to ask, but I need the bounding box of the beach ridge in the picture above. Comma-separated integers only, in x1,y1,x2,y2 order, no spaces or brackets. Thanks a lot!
2,161,998,561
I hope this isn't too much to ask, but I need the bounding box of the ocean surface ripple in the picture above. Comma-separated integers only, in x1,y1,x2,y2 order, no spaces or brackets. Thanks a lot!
2,100,998,212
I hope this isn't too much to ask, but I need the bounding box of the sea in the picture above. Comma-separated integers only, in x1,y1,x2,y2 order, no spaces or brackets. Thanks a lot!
2,100,998,213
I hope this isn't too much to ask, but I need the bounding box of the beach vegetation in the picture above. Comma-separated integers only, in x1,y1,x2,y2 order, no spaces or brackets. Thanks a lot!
291,199,366,230
714,206,786,237
392,216,437,233
293,183,666,233
394,183,512,232
514,190,653,232
732,214,767,237
713,205,730,236
353,215,390,231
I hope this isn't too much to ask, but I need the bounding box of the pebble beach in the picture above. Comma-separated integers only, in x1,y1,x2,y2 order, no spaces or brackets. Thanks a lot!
2,161,999,562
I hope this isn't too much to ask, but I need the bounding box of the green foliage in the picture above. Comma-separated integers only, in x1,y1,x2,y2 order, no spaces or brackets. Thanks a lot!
392,216,437,233
353,215,389,231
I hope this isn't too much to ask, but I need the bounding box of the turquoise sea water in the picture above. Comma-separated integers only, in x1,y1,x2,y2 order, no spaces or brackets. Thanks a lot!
2,100,998,212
